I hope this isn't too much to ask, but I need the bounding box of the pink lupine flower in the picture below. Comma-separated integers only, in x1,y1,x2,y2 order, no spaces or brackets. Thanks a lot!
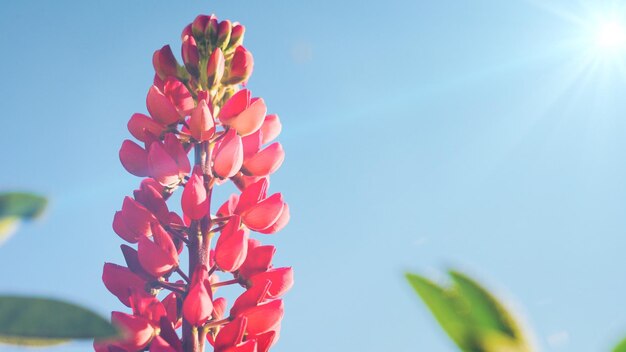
104,13,291,352
218,89,267,136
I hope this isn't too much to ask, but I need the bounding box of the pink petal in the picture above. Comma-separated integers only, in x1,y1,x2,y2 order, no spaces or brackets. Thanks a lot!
119,140,149,177
213,129,244,179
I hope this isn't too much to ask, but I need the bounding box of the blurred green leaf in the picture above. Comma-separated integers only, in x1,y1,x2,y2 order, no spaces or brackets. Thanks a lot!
405,273,473,350
0,192,47,243
449,271,522,339
406,270,533,352
0,296,118,346
613,337,626,352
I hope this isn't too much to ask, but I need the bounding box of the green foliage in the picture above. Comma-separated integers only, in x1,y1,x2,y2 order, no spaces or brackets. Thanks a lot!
0,296,118,346
406,270,533,352
0,192,47,243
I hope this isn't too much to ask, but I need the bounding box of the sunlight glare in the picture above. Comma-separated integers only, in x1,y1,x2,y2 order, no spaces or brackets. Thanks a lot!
595,19,626,50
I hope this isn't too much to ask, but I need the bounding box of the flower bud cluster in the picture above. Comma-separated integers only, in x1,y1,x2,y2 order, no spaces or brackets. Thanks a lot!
97,14,292,352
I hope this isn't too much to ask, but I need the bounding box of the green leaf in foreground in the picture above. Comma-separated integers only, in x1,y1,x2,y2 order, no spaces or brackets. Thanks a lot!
0,192,47,243
406,270,533,352
0,296,118,346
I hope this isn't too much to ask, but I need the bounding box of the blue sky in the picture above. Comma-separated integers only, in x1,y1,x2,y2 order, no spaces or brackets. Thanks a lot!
2,0,626,351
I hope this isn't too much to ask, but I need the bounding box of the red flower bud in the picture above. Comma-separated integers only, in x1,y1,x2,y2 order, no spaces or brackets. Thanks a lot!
218,89,267,136
191,15,211,38
181,24,192,40
229,24,245,49
146,85,181,125
111,311,155,351
152,45,178,80
182,35,200,77
213,129,244,179
216,20,232,49
188,99,215,141
207,48,225,88
137,223,179,277
181,166,209,220
215,215,248,272
182,266,214,326
102,263,146,307
119,140,149,177
242,142,285,176
224,46,254,85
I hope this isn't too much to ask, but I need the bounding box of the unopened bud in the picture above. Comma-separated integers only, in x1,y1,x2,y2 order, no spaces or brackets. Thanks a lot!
191,15,211,38
223,46,254,85
181,24,192,41
229,24,245,50
207,48,225,87
207,16,219,45
216,20,232,50
182,35,200,77
152,45,178,80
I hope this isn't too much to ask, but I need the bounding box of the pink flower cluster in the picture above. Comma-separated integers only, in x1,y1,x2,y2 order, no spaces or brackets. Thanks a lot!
96,14,292,352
